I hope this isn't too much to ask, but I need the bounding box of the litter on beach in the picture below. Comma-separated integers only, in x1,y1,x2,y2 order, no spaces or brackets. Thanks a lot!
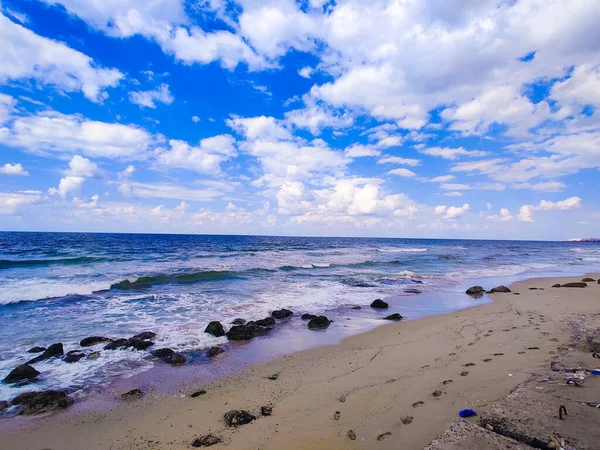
458,409,477,418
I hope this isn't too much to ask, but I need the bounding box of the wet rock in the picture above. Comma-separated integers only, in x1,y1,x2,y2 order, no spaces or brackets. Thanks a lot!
383,313,403,321
370,299,389,309
127,338,154,351
121,389,143,401
466,286,485,295
80,336,111,347
12,390,74,415
4,364,40,384
131,331,156,341
103,338,129,350
87,351,101,359
552,283,561,288
153,348,175,359
561,282,587,288
27,343,64,364
191,435,222,447
271,309,293,320
207,346,225,358
261,405,273,416
253,317,276,327
582,277,595,282
226,324,271,341
404,289,422,294
351,306,361,310
301,313,318,321
0,400,8,412
411,279,424,284
489,285,511,293
63,350,85,363
224,410,256,427
27,346,46,354
231,318,246,325
307,316,330,330
164,353,186,365
205,321,225,337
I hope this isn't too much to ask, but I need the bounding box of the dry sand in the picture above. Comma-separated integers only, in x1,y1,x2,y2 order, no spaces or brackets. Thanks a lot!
1,273,599,450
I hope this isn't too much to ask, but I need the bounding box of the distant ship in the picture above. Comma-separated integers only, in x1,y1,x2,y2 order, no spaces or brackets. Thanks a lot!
568,238,600,242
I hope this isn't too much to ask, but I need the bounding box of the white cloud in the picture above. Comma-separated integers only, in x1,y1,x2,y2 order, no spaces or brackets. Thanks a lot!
434,203,470,220
419,146,487,160
157,135,237,174
227,115,293,141
49,176,85,198
444,191,463,197
129,83,174,109
344,144,380,158
285,102,353,135
49,155,101,198
119,181,224,202
428,175,455,182
0,93,16,125
0,11,123,102
0,163,28,176
518,196,582,222
387,168,416,178
377,156,421,167
0,191,41,214
192,116,200,123
298,67,314,78
487,208,513,222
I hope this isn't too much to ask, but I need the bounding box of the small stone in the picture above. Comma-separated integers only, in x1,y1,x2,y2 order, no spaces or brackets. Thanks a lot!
191,434,222,447
333,411,340,420
466,286,485,295
121,389,143,401
351,306,361,310
224,410,256,427
370,299,389,309
204,321,225,337
347,430,356,440
206,346,225,358
401,416,413,425
383,313,403,321
486,424,494,431
261,405,273,416
489,285,511,293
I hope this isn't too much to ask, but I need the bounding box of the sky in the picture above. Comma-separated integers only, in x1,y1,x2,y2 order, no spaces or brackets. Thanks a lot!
0,0,598,240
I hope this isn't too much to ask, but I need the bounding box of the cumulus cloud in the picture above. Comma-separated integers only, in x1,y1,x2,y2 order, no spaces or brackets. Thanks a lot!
0,191,41,214
434,204,470,220
0,163,28,176
419,147,487,161
387,168,416,178
377,156,421,167
157,134,237,174
129,83,174,109
49,155,101,198
518,197,582,222
487,208,513,222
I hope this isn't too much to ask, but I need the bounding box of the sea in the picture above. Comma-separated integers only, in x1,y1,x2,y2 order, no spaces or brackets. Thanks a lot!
1,232,599,403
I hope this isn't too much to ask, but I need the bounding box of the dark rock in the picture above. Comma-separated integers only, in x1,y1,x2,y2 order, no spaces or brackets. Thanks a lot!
131,331,156,341
307,316,330,330
561,282,587,288
370,299,389,309
0,400,8,412
383,313,403,321
582,277,595,282
4,364,40,384
224,410,256,427
261,405,273,416
489,285,511,293
191,435,222,447
103,338,129,350
226,324,272,341
271,309,293,320
164,353,186,365
207,346,225,358
27,343,64,364
301,313,318,321
587,329,600,353
12,390,74,415
205,321,225,337
27,346,46,354
121,389,143,401
351,306,361,310
88,351,101,359
411,279,424,284
127,338,155,351
80,336,111,347
64,350,85,363
552,283,561,288
466,286,485,295
404,289,421,294
231,318,246,325
153,348,175,359
253,317,276,327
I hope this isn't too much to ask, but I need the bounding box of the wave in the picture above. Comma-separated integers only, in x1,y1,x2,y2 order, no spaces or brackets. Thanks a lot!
376,247,427,253
0,256,104,270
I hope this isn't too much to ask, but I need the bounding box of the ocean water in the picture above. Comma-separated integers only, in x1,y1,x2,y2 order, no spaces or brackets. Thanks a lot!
0,232,599,402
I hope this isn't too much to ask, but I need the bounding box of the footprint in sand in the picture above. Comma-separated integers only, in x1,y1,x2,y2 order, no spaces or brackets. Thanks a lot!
468,343,475,346
511,326,518,329
412,401,425,408
493,353,504,356
483,358,492,362
464,363,476,367
401,416,414,425
518,351,526,354
527,347,540,350
421,365,430,369
484,334,491,337
502,329,510,332
434,358,442,362
449,353,457,356
442,380,453,385
460,371,469,376
432,390,442,397
377,432,392,441
334,411,341,420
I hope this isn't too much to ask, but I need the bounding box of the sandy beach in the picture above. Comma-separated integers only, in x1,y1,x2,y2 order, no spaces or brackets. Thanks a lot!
1,273,599,450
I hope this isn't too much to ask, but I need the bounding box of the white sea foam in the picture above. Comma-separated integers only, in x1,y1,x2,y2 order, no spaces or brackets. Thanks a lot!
0,278,112,305
376,247,428,253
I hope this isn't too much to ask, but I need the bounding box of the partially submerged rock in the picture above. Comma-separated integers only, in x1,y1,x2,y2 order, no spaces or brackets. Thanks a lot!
489,285,511,293
164,353,186,365
153,348,175,359
383,313,403,321
226,324,271,341
131,331,156,341
252,317,276,327
80,336,111,347
12,390,74,415
0,400,8,412
191,434,222,447
271,309,293,320
370,299,389,309
404,288,422,294
127,338,154,351
561,282,587,288
205,321,225,337
63,350,85,363
301,313,317,321
27,346,46,354
4,364,40,384
121,389,143,401
206,346,225,358
351,306,361,310
27,343,64,364
466,286,485,295
307,316,330,330
224,410,256,427
231,318,246,325
103,338,129,350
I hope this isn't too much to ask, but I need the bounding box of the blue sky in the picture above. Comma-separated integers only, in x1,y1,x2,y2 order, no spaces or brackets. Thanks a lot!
0,0,598,239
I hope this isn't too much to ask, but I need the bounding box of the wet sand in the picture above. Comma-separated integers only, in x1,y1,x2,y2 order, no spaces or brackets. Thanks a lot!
0,273,599,449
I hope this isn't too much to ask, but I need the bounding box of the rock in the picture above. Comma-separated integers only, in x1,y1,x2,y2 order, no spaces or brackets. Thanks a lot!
27,346,46,353
226,324,272,341
0,400,8,412
164,353,186,365
552,283,561,288
63,350,85,363
87,351,101,359
411,279,424,284
191,435,222,447
271,309,293,320
121,389,143,401
466,286,485,295
207,346,225,358
587,329,600,353
205,321,225,337
582,277,595,282
351,306,361,310
231,318,246,325
370,299,389,309
383,313,403,321
127,338,154,351
80,336,111,347
561,282,587,288
12,390,74,415
261,405,273,416
27,343,64,364
153,348,175,359
4,364,40,384
223,410,256,427
253,317,276,327
131,331,156,340
404,289,422,294
489,285,511,293
103,338,129,350
301,313,318,321
308,316,330,330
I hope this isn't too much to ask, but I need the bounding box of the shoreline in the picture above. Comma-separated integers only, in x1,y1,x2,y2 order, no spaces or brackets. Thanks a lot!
0,272,599,449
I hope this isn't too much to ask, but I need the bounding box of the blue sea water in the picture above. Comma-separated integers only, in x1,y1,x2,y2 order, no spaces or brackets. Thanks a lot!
0,232,599,402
